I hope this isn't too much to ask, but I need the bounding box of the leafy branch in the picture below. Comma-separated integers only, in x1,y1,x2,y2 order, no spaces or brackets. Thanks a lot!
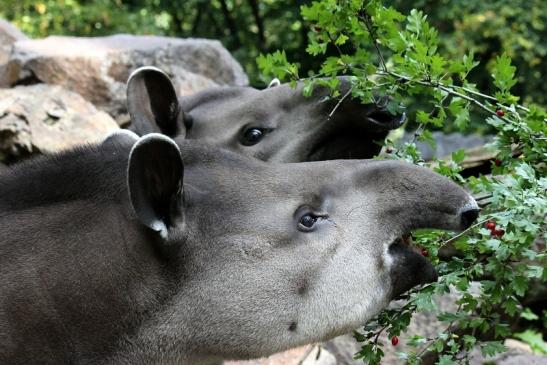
258,1,547,364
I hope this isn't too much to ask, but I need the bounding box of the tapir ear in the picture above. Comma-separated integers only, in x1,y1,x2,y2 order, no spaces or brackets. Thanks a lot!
127,134,184,238
267,78,281,88
127,66,186,138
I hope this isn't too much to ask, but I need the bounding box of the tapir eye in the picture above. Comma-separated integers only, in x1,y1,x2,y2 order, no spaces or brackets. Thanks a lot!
241,127,266,146
298,213,319,232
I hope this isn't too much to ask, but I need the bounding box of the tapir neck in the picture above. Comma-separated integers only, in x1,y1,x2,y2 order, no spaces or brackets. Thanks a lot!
107,284,226,365
0,196,176,364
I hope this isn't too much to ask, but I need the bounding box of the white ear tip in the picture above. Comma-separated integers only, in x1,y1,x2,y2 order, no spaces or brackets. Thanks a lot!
127,66,169,85
129,133,181,162
268,78,281,88
136,133,180,148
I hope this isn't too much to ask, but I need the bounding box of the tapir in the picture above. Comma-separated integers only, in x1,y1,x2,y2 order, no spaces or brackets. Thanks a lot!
0,134,479,364
126,67,404,161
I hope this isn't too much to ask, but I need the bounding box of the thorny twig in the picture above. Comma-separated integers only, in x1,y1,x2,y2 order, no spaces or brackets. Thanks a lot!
359,12,388,72
439,217,491,248
376,70,547,136
328,86,354,120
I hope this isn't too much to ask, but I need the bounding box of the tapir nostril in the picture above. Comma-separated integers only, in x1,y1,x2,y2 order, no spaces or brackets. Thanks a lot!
460,207,480,229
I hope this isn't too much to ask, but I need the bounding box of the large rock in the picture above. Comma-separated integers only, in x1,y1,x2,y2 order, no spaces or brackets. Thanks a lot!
0,84,118,163
4,34,248,123
401,131,492,161
0,18,28,87
469,339,547,365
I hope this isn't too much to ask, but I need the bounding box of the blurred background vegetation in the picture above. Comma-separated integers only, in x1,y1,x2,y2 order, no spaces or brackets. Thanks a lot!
1,0,545,107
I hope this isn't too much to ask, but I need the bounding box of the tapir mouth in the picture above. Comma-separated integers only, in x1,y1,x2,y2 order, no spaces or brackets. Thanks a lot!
388,233,438,299
307,110,405,161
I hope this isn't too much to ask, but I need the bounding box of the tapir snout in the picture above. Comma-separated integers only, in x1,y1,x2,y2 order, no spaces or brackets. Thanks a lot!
347,160,479,299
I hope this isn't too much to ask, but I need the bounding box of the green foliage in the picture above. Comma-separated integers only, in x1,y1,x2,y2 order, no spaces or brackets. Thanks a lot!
514,330,547,354
387,0,547,107
256,50,299,82
2,0,546,98
258,0,546,363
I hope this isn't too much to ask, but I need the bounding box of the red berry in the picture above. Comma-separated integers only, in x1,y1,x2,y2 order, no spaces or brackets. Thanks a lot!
496,108,505,117
421,248,429,257
494,159,502,167
391,336,399,346
491,229,505,238
485,221,496,231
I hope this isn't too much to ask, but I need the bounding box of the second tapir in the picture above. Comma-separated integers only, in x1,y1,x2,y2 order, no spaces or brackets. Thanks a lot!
126,67,404,161
0,132,479,364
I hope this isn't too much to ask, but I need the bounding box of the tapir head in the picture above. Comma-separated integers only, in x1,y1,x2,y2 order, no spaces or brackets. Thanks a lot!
126,134,478,361
126,67,404,162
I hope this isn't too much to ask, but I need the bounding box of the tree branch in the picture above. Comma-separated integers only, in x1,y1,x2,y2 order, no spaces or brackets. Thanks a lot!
218,0,241,48
247,0,265,49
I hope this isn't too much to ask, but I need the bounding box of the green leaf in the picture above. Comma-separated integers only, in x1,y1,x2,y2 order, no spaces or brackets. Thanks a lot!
520,308,539,321
448,97,470,131
302,80,315,97
492,53,517,93
514,330,547,354
515,163,535,182
527,265,544,279
451,149,466,164
354,343,384,365
407,335,428,347
430,54,446,79
480,341,507,357
463,334,477,349
461,52,480,78
257,50,299,81
494,323,511,338
335,33,349,45
437,354,456,365
306,41,328,56
406,9,427,35
512,275,528,297
413,291,436,311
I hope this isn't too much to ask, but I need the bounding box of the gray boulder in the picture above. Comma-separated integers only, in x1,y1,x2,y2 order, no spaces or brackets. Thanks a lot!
402,131,492,160
0,84,118,163
0,18,28,87
4,34,248,123
469,339,547,365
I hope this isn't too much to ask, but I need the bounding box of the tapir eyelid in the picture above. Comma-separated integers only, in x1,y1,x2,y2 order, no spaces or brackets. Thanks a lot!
293,203,327,217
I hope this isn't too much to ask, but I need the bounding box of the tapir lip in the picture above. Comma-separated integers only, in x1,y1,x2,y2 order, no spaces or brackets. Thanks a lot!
388,241,438,299
366,110,406,130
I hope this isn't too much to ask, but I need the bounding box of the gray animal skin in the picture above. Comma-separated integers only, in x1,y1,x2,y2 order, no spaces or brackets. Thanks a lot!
0,134,479,365
126,67,404,162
